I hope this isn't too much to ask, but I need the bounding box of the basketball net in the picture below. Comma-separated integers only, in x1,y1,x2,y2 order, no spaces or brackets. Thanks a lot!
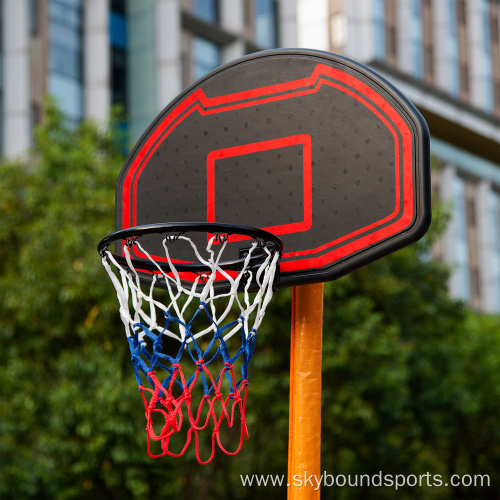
101,232,279,464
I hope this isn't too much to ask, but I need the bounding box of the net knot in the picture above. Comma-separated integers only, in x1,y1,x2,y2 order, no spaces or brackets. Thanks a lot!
229,392,241,402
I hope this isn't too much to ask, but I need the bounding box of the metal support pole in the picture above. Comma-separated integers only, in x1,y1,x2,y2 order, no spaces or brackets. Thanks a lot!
288,283,324,500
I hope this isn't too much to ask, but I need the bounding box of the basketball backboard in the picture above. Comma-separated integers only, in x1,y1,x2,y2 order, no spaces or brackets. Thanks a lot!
115,49,431,288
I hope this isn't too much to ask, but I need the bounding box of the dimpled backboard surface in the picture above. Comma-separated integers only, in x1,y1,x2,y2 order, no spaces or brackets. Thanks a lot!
116,49,431,287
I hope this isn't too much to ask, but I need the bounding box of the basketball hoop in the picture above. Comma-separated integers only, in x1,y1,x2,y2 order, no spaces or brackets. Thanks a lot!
98,223,282,464
98,50,431,488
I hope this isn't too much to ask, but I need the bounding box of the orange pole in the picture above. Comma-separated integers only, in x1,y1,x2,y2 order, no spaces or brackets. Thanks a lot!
288,283,324,500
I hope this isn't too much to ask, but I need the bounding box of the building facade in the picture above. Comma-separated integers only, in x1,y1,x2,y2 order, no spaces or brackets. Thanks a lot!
1,0,296,152
297,0,500,312
2,0,500,311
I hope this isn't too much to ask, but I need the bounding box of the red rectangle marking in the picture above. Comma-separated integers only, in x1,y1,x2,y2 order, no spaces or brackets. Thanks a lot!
206,135,312,239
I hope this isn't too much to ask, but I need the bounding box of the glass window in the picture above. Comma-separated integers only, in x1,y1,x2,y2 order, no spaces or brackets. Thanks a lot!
447,0,459,96
111,45,127,108
193,0,218,23
50,26,81,79
255,0,278,49
454,176,470,301
110,11,127,50
411,0,423,78
482,0,491,54
49,0,83,122
482,0,494,111
49,74,83,120
111,0,125,15
50,0,81,29
110,2,128,138
29,0,39,35
490,191,500,307
193,36,220,80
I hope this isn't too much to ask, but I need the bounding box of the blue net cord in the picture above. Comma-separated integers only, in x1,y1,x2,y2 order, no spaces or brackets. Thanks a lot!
128,308,253,395
101,232,279,464
128,306,255,464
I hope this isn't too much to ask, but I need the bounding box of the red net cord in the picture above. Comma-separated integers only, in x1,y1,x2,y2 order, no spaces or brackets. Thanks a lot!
139,362,248,464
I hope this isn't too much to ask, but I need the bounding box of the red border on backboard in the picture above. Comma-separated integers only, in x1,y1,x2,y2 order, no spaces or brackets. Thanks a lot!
206,135,312,239
121,63,414,274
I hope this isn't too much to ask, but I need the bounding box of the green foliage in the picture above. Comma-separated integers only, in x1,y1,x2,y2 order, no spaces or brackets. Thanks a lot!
0,101,499,499
319,250,500,499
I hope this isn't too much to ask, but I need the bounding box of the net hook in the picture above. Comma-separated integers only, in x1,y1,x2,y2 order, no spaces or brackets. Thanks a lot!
164,233,181,243
213,233,228,244
125,236,138,248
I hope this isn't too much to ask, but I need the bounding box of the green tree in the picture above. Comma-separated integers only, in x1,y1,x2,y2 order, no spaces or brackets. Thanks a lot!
0,102,163,499
0,102,499,499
